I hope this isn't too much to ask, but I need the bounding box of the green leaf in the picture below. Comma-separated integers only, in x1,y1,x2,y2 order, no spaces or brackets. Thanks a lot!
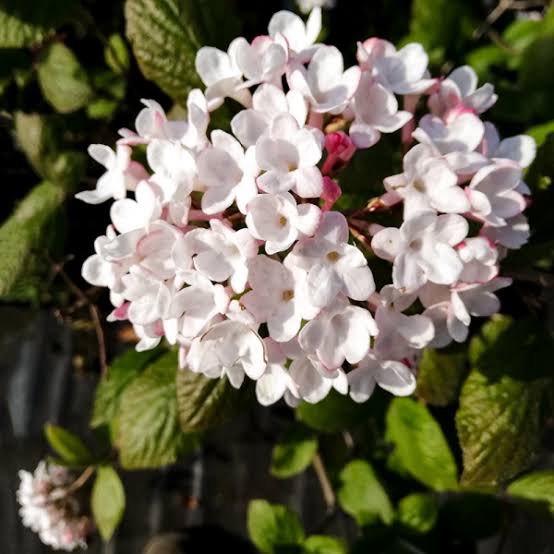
125,0,241,105
0,0,78,48
386,398,458,491
507,470,554,517
176,368,250,433
86,98,119,120
247,499,305,554
295,389,378,433
416,346,467,406
527,121,554,147
91,466,126,541
45,424,93,466
337,460,394,526
125,0,202,105
37,43,93,114
118,349,198,469
439,492,502,540
104,33,130,75
396,493,438,535
466,45,506,81
91,347,164,429
456,316,552,487
14,112,85,190
303,535,347,554
271,425,318,479
0,181,65,302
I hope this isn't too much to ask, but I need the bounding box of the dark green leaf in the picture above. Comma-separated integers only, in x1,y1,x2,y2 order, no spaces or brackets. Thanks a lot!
91,466,126,541
456,316,552,487
125,0,241,105
303,535,347,554
337,460,394,526
396,493,438,535
37,42,93,114
247,499,305,554
271,425,317,479
14,112,85,190
0,0,78,48
416,346,467,406
118,349,198,469
527,121,554,147
386,398,458,491
45,424,93,466
0,181,65,302
176,368,250,433
91,347,164,429
507,470,554,517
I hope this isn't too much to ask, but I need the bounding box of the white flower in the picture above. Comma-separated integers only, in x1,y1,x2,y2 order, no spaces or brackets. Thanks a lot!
198,130,259,214
356,38,435,95
180,89,210,152
76,144,145,204
168,270,230,341
350,72,412,148
241,255,317,342
481,214,530,249
372,212,468,292
191,219,258,292
255,113,324,197
147,139,196,202
372,285,434,360
299,294,377,369
457,237,498,283
268,8,321,61
428,65,497,116
288,45,360,114
195,39,252,110
245,192,320,254
482,122,536,168
348,352,416,403
420,277,511,343
234,35,288,87
255,338,300,406
110,181,162,233
81,226,131,298
286,211,375,307
186,320,267,388
384,143,469,218
289,354,348,403
413,112,485,155
17,461,90,552
467,163,526,227
231,83,308,147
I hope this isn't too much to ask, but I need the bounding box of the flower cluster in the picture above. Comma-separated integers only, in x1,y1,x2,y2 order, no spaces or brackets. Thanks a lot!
78,8,532,406
17,462,91,550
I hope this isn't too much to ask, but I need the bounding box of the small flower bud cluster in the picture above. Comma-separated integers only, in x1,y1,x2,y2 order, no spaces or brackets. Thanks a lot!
78,8,532,406
17,462,91,550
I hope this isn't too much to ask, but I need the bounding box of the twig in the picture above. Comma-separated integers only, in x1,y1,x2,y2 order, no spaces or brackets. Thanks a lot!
474,0,514,39
63,466,96,496
51,258,108,376
312,453,336,511
348,223,372,254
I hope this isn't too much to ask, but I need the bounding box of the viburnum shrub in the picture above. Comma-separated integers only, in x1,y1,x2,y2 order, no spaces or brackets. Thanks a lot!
15,4,552,551
78,7,533,407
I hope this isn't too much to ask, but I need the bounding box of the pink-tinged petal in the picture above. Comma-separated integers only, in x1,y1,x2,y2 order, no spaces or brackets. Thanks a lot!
371,227,402,261
294,166,323,198
81,255,110,287
425,243,463,285
434,214,469,245
348,366,377,403
350,122,381,149
256,364,289,405
393,251,426,292
195,46,236,86
88,144,115,168
295,203,321,236
494,135,536,168
375,360,416,396
341,264,375,301
397,313,434,348
231,109,268,147
449,65,477,97
307,263,342,307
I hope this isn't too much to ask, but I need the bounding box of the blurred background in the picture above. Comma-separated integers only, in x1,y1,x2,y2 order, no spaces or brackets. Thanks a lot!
1,0,554,552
